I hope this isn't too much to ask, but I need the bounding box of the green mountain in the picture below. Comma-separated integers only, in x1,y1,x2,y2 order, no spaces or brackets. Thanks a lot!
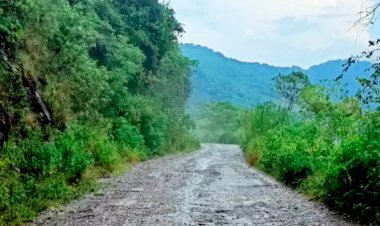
181,44,371,109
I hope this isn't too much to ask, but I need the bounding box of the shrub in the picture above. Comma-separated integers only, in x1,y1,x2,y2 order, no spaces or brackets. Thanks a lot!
241,99,380,224
111,118,145,151
323,115,380,223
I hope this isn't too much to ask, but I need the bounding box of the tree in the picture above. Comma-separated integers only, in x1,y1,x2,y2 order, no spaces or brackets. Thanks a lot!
344,0,380,106
198,102,242,144
272,72,310,111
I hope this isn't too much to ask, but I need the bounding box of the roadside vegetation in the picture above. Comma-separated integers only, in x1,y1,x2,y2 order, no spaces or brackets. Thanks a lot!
198,69,379,224
242,95,379,224
195,102,243,144
192,7,380,222
241,71,380,224
0,0,199,224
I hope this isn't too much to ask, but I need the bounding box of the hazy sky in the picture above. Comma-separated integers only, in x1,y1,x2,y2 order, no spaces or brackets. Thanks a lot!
168,0,379,68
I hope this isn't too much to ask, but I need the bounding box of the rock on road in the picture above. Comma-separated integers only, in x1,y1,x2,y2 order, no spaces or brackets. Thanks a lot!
31,144,356,226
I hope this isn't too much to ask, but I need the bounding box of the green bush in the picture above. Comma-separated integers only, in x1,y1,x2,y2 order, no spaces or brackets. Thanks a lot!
54,125,95,182
0,125,94,223
323,114,380,223
112,119,146,151
260,122,316,188
0,122,147,224
241,98,380,224
241,103,291,165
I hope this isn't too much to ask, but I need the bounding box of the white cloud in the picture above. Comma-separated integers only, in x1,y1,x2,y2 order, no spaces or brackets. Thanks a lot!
169,0,372,68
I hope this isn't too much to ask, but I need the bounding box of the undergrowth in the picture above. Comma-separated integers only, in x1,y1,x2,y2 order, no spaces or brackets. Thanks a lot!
241,89,380,224
0,0,199,224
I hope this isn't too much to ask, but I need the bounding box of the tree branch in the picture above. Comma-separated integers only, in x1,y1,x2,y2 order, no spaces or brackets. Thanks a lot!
355,1,380,27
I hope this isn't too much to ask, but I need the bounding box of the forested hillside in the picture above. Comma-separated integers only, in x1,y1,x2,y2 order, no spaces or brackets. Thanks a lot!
0,0,198,224
181,44,371,110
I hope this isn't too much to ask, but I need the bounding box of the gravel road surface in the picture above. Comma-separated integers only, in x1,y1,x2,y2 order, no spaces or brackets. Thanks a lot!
30,144,357,226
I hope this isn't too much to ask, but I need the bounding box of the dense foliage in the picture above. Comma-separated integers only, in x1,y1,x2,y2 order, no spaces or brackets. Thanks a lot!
195,102,242,144
241,74,380,224
0,0,198,224
272,72,310,111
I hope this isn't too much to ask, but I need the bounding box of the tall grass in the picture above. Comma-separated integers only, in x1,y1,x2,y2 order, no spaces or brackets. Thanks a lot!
241,101,380,224
241,103,291,165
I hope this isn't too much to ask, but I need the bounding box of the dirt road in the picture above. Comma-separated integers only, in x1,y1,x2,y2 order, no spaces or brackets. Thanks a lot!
31,144,356,226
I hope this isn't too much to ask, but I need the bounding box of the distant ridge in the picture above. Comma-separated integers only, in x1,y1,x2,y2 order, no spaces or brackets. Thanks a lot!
181,43,371,110
183,44,305,70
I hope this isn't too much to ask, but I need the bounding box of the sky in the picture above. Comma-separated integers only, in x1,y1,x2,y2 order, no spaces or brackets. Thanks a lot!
168,0,379,68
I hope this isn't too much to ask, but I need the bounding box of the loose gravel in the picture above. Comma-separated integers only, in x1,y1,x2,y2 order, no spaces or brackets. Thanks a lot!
30,144,358,226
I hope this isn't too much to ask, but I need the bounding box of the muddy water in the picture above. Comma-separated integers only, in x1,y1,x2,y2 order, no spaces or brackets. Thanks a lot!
30,144,356,226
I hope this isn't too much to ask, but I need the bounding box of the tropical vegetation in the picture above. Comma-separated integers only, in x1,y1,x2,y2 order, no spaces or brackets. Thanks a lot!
240,70,380,224
0,0,198,224
198,69,379,224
